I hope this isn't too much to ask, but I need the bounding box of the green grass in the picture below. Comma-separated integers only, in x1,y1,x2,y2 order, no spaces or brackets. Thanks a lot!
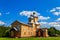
0,37,60,40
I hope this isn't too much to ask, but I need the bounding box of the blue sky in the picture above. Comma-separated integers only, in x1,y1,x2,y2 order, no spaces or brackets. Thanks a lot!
0,0,60,29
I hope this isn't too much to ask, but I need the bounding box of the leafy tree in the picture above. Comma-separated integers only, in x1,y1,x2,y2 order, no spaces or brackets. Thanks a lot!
0,25,10,37
48,27,60,37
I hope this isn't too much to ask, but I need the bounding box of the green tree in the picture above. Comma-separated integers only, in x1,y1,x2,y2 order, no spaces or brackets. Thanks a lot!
48,27,60,37
0,25,10,37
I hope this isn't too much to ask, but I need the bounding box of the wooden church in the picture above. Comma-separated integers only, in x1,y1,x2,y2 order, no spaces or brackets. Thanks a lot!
10,12,48,38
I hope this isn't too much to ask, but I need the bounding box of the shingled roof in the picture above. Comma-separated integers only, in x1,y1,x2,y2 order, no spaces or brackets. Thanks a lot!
11,20,31,26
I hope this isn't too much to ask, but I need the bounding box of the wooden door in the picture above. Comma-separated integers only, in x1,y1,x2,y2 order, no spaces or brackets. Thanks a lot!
11,31,15,37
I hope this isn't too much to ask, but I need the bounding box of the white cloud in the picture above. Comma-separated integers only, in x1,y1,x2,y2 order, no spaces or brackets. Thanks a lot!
0,13,2,16
48,22,58,25
39,21,60,30
0,12,10,16
56,7,60,10
0,21,5,25
39,22,50,28
20,11,40,17
39,16,50,20
50,7,60,16
20,11,50,20
48,22,60,30
53,12,60,16
40,22,59,27
50,8,56,12
56,18,60,21
40,22,48,25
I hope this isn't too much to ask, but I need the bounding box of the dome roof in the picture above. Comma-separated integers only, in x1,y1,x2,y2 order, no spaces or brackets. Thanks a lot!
29,12,38,18
33,12,38,17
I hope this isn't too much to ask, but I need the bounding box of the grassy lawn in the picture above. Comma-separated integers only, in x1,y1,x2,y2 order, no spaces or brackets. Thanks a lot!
0,37,60,40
